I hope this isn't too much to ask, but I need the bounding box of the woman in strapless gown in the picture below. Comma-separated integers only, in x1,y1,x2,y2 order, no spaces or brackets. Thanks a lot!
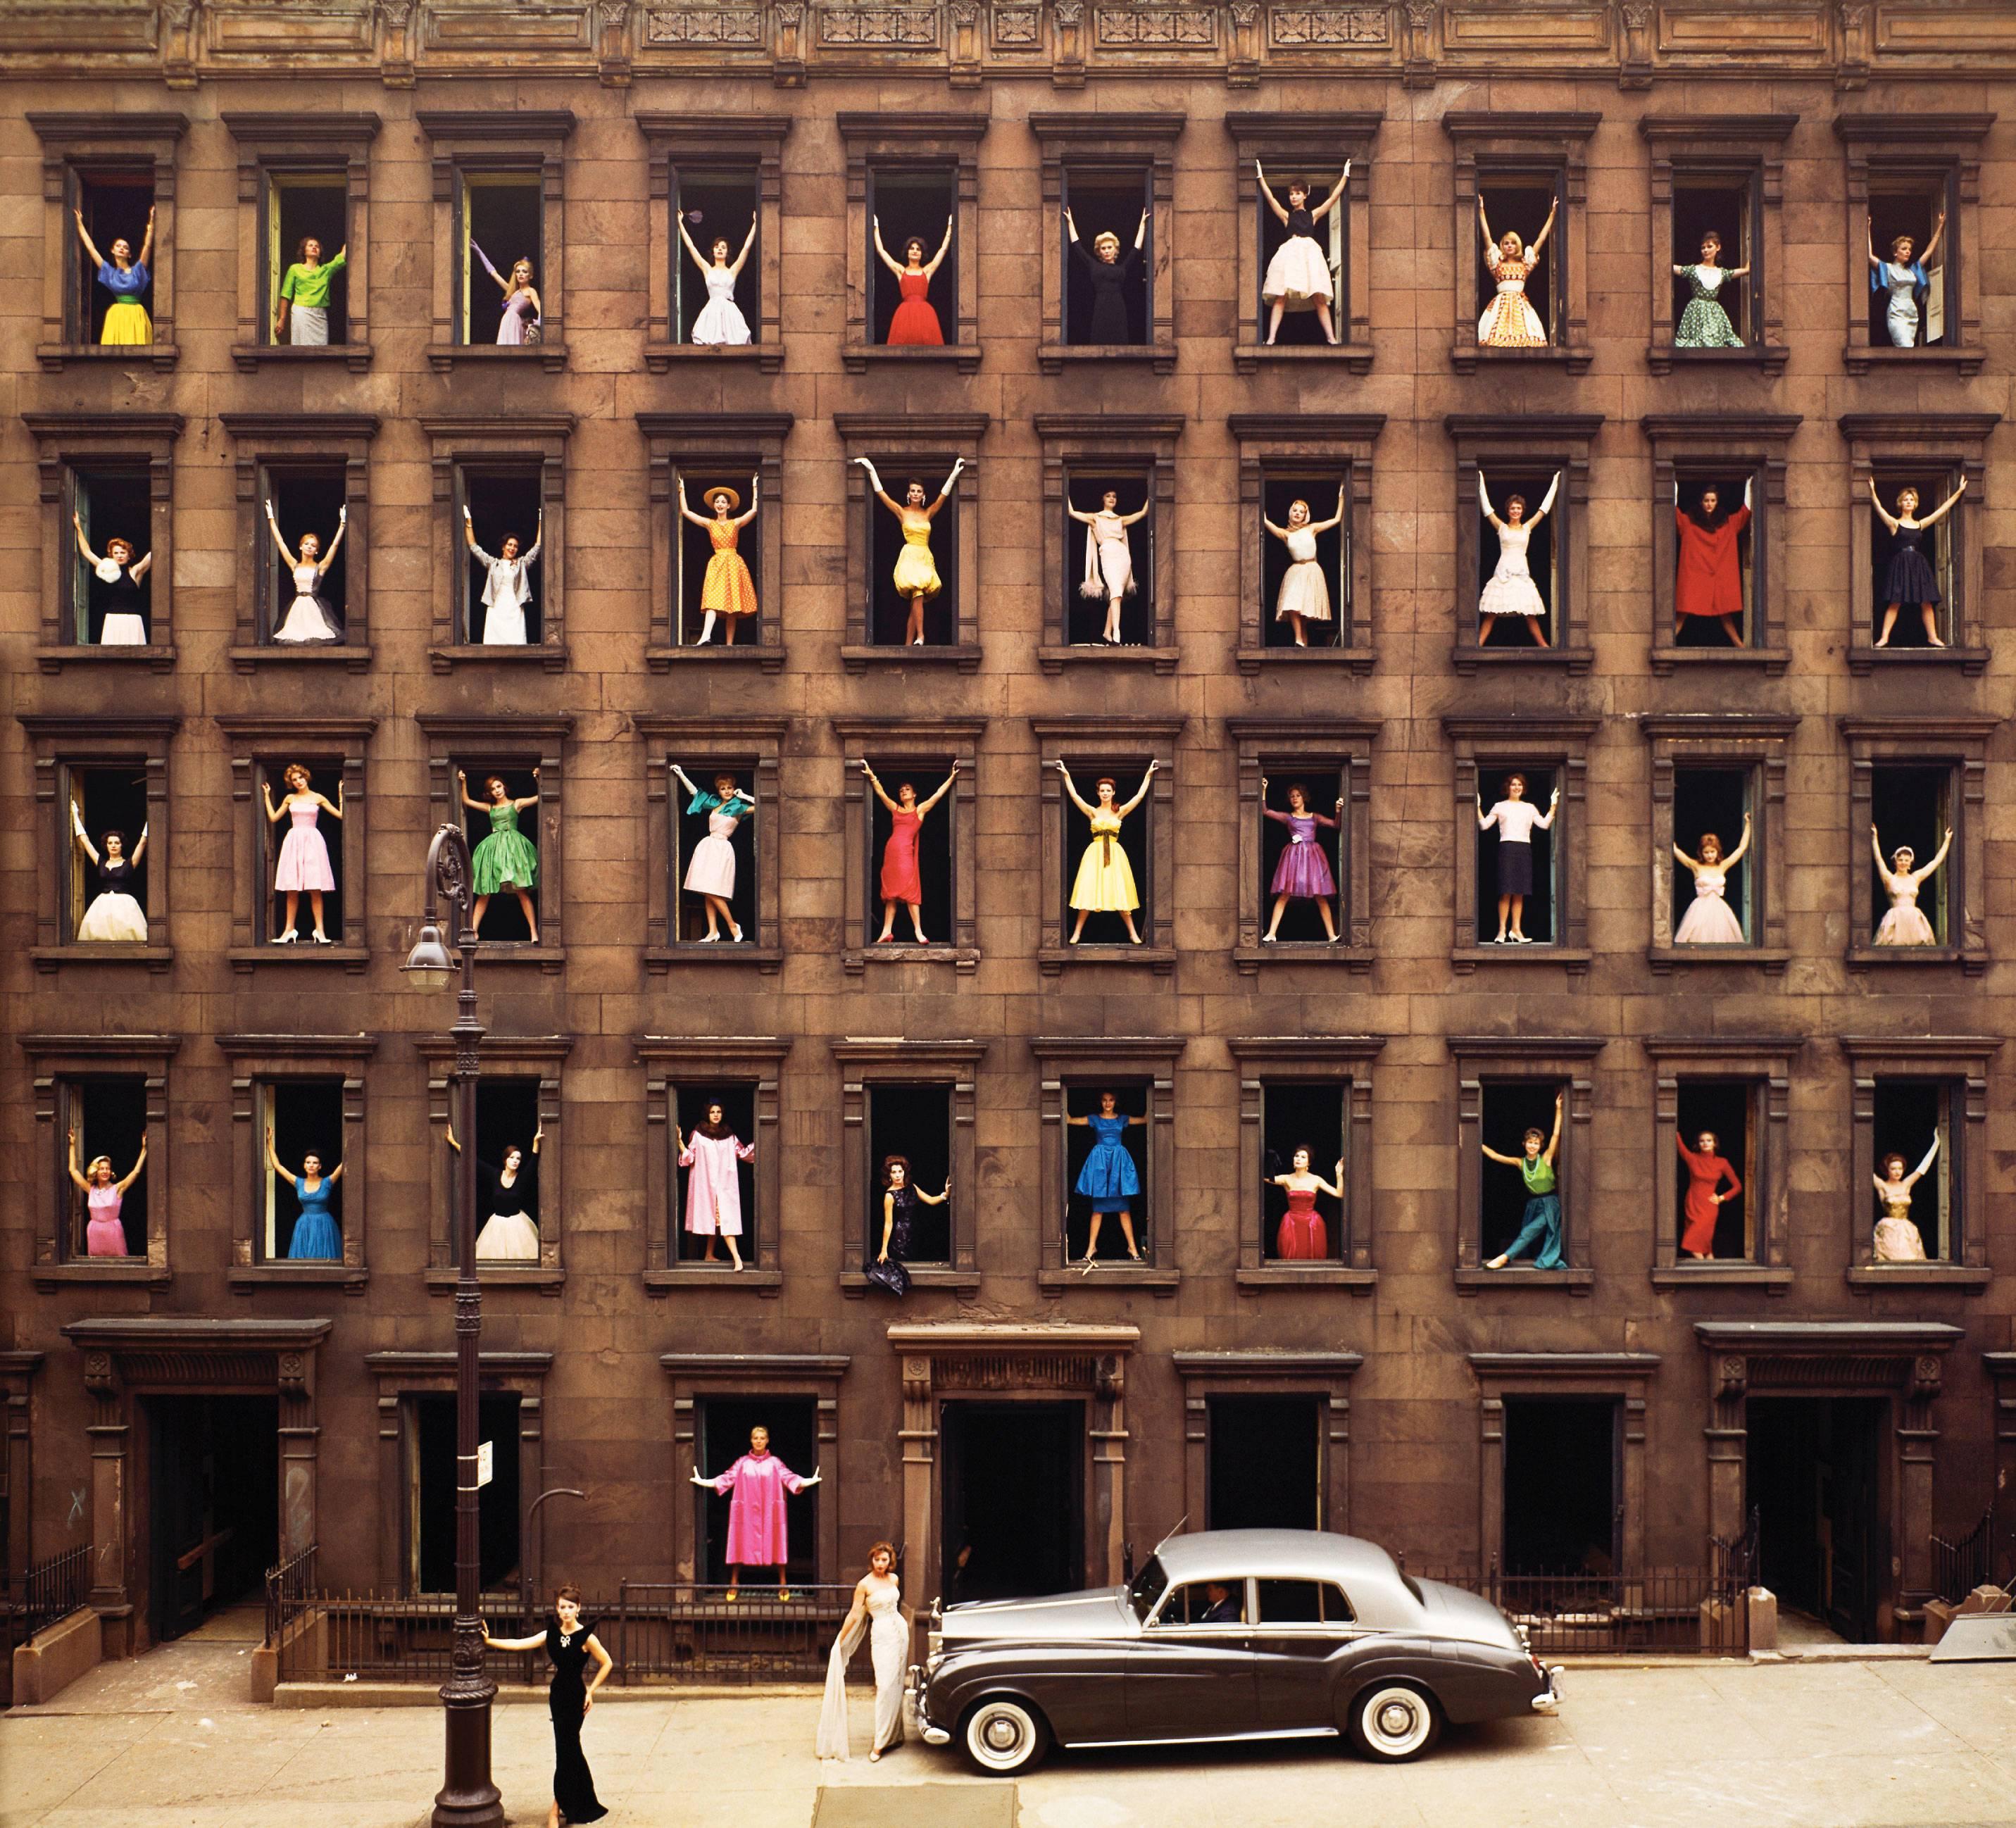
680,215,756,346
264,498,346,643
1872,1136,1938,1263
1270,1146,1344,1260
263,763,342,944
68,1126,146,1258
1059,761,1155,945
1264,487,1346,646
1870,476,1965,648
874,214,951,345
471,240,541,344
817,1543,908,1761
1872,823,1951,946
856,457,964,646
1672,815,1749,945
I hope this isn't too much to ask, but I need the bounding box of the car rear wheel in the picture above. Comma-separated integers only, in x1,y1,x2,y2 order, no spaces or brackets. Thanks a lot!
1348,1682,1441,1763
961,1695,1050,1777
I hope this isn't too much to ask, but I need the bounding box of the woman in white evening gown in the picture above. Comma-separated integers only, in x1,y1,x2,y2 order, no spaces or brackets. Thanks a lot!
816,1542,906,1762
264,496,346,642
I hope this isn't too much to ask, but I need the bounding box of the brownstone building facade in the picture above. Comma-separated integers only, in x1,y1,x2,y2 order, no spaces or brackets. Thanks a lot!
4,1,2015,1658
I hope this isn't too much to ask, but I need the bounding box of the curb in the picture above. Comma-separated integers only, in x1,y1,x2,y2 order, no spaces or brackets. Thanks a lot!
273,1679,829,1708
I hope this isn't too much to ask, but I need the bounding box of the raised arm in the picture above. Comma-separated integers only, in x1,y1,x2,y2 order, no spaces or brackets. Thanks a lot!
1476,194,1496,258
1477,795,1496,832
918,763,959,815
1307,484,1348,536
1722,813,1753,868
923,458,965,520
137,206,156,269
1920,476,1967,528
1118,760,1158,816
456,770,485,813
65,1127,89,1192
1134,209,1148,252
314,786,344,822
72,513,101,568
1054,759,1097,819
317,506,347,573
730,215,758,277
915,1173,951,1208
1256,159,1287,225
73,210,106,269
1672,840,1700,873
675,213,708,274
1911,1132,1941,1184
1870,825,1891,883
924,215,955,278
1911,826,1954,884
1064,205,1080,245
1529,471,1561,524
1867,476,1900,533
470,237,508,294
1923,208,1948,266
860,760,901,815
1117,501,1151,527
1477,470,1498,526
267,1123,297,1189
521,515,542,564
675,477,712,531
263,499,295,563
115,1136,148,1196
131,822,149,866
261,779,287,825
1480,1141,1520,1167
70,803,99,868
870,213,904,280
1066,497,1096,526
1313,159,1351,222
853,456,899,517
1543,1089,1565,1164
512,769,540,813
1530,198,1559,258
734,478,760,530
1867,216,1882,271
671,764,698,798
1532,785,1560,831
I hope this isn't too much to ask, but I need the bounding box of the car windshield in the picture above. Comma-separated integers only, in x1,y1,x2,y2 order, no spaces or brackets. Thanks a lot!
1128,1555,1168,1622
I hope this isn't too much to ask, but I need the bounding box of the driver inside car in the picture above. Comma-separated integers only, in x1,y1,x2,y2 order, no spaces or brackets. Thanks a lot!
1200,1581,1244,1624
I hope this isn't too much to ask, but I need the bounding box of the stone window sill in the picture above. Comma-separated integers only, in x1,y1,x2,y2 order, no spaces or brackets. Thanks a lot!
1647,946,1790,976
1846,1263,1990,1292
1234,944,1375,975
1233,340,1374,376
1454,1267,1595,1295
32,1260,170,1291
842,944,980,977
1038,943,1176,977
1037,1264,1179,1296
230,644,372,674
843,343,980,375
232,342,373,374
1235,644,1375,677
1646,342,1787,376
426,342,568,374
649,643,787,675
1038,343,1175,375
646,1267,784,1296
32,944,173,975
1649,645,1789,677
1846,944,1982,977
1037,644,1179,677
428,643,569,675
646,944,783,975
840,1267,980,1299
424,1265,565,1296
1649,1264,1794,1291
1451,643,1594,677
646,342,782,375
1841,344,1984,378
841,644,982,675
1846,644,1988,677
228,1263,369,1292
228,945,369,974
1236,1265,1378,1294
37,341,178,373
1449,342,1593,375
1451,945,1593,975
37,644,177,675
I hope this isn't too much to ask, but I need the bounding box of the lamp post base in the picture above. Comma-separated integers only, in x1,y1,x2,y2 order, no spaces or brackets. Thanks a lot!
431,1677,503,1828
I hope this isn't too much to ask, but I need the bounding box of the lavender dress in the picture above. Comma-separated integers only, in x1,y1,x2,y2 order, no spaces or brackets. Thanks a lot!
499,290,537,346
1265,807,1337,899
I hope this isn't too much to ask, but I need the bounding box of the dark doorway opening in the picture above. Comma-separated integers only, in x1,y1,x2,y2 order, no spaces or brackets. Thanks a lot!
695,1396,818,1587
1869,765,1951,942
73,168,154,342
1475,766,1557,944
1748,1396,1889,1642
1670,182,1754,341
674,1082,758,1263
461,175,541,344
269,175,349,344
863,760,955,937
1675,1079,1753,1260
1503,1396,1617,1577
1062,471,1153,647
868,165,957,344
865,473,958,645
866,1082,951,1265
70,465,154,644
1866,187,1947,348
941,1400,1084,1602
458,765,541,943
1063,170,1150,344
1208,1394,1322,1532
415,1392,523,1594
459,466,544,643
1260,1079,1346,1261
674,165,760,342
148,1395,278,1643
1476,180,1558,339
262,465,349,641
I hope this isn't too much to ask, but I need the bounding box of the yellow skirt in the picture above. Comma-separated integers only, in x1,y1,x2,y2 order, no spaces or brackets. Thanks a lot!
893,539,941,599
701,549,758,617
101,299,152,346
1070,835,1139,913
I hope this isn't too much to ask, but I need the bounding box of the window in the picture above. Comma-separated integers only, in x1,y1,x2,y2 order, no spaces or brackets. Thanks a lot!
1646,1038,1795,1287
1208,1396,1325,1532
70,465,156,646
1872,765,1951,945
1478,1080,1567,1263
641,1039,788,1291
71,165,156,345
412,1393,523,1592
693,1396,820,1588
59,1076,151,1262
639,719,785,971
1261,1080,1345,1260
1254,1579,1353,1625
1061,1080,1151,1267
832,1040,985,1294
1034,415,1179,669
265,174,351,344
459,465,544,641
257,756,348,945
869,163,959,344
1670,768,1751,943
420,717,572,961
1867,460,1960,650
1229,721,1377,970
1474,765,1560,946
1844,718,1991,972
1030,112,1181,372
676,163,762,343
65,765,154,949
675,1084,760,1266
1061,461,1156,649
1156,1582,1247,1627
262,1081,344,1260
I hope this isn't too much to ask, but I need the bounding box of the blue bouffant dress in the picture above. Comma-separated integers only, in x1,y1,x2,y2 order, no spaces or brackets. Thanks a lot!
286,1176,342,1260
1075,1114,1141,1213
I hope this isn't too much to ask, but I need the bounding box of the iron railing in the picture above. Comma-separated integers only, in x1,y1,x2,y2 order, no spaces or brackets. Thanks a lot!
1932,1505,1996,1604
1,1541,94,1660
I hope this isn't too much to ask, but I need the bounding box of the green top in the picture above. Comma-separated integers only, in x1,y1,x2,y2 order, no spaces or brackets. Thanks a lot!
281,249,346,308
1520,1155,1558,1196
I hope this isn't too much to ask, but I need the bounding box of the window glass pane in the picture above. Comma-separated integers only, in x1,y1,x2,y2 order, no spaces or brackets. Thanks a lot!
1255,1577,1351,1624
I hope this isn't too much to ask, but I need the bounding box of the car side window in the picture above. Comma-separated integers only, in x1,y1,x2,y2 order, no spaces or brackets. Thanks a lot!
1156,1581,1246,1626
1254,1578,1354,1624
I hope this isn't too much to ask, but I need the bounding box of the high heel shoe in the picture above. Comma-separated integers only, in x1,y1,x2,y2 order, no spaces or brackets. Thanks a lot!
311,932,332,945
274,929,298,944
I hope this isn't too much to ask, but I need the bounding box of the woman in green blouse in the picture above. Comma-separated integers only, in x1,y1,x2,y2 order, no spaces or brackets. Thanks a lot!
1482,1089,1565,1270
275,236,347,346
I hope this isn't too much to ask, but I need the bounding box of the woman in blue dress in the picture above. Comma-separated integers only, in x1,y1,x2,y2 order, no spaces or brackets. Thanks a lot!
1068,1089,1144,1270
266,1122,344,1260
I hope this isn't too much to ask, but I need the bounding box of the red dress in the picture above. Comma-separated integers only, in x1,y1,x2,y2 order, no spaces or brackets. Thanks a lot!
879,808,923,903
1275,1186,1329,1260
887,270,944,346
1674,504,1751,621
1676,1135,1741,1256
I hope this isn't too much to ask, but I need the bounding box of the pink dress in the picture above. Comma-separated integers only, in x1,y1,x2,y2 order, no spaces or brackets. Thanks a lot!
679,1129,755,1237
275,801,335,892
86,1184,128,1256
712,1451,808,1566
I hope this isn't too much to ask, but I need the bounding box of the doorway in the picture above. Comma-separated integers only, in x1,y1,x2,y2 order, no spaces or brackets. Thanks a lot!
413,1393,523,1595
147,1396,279,1643
1207,1395,1322,1532
940,1401,1084,1603
1502,1396,1619,1577
1748,1397,1888,1642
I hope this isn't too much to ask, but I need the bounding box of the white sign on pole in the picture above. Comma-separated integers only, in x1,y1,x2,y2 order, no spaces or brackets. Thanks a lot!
477,1440,494,1489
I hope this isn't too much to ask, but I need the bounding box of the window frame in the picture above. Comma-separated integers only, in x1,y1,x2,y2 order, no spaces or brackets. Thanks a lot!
223,110,379,371
24,412,183,669
22,1033,178,1289
1449,1037,1605,1293
1172,1353,1363,1537
832,1039,986,1298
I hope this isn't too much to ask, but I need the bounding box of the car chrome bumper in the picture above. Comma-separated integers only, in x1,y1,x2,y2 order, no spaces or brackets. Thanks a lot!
1530,1665,1564,1715
905,1664,952,1745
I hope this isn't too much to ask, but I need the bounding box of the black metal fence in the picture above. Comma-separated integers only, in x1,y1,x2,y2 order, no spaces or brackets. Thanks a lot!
1,1541,93,1660
1932,1505,1996,1604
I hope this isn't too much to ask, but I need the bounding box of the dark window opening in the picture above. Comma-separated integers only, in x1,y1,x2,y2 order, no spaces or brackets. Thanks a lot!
675,465,763,646
1063,168,1151,345
458,465,544,643
1258,766,1345,943
415,1393,522,1594
63,1075,149,1259
255,756,344,943
865,465,958,645
261,464,349,642
674,165,760,342
1672,767,1751,942
1208,1394,1322,1531
458,175,542,346
868,164,958,345
1256,170,1346,347
1260,1080,1346,1262
1672,469,1755,646
1476,467,1558,642
1476,179,1560,342
72,168,154,343
866,1082,951,1266
268,174,350,345
68,765,151,938
674,1082,758,1263
1503,1396,1616,1577
261,1078,344,1262
672,765,757,943
1748,1397,1888,1641
1474,765,1558,944
941,1400,1084,1601
148,1396,277,1641
1059,763,1153,945
1675,1079,1753,1261
457,763,541,942
864,756,954,938
1870,765,1951,944
471,1079,541,1232
1480,1080,1565,1263
1255,1577,1352,1624
1063,470,1154,646
1261,470,1349,647
68,465,154,645
1867,184,1950,349
1670,181,1755,343
1872,1078,1953,1261
1869,465,1957,646
1063,1081,1149,1264
696,1395,818,1586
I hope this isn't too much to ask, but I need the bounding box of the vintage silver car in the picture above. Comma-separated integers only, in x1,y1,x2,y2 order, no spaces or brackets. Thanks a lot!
908,1527,1561,1774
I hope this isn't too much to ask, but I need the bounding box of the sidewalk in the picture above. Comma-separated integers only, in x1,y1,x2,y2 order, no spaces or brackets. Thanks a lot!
6,1639,2016,1828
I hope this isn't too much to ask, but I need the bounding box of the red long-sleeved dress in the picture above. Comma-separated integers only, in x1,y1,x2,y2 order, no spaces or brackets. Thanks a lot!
1677,1134,1741,1256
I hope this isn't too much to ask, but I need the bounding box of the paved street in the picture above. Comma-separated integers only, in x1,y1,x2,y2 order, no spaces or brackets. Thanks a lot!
5,1631,2016,1828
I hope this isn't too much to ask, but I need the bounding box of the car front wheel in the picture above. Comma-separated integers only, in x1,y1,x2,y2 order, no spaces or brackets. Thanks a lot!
1348,1682,1441,1763
961,1695,1051,1777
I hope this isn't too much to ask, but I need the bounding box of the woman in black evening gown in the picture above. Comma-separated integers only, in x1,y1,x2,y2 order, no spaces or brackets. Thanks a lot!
485,1584,613,1825
1869,474,1965,649
1065,204,1147,344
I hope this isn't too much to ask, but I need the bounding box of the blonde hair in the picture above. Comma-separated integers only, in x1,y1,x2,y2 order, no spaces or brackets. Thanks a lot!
87,1154,113,1182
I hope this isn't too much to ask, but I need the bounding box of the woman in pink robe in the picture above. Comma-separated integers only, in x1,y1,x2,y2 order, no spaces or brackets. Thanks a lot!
690,1425,820,1599
678,1098,755,1270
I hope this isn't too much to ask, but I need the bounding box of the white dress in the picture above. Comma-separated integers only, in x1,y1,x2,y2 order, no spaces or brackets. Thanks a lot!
816,1579,906,1760
470,540,539,645
1479,520,1546,618
1878,261,1922,349
1874,877,1937,946
683,805,741,898
1080,512,1135,601
1274,525,1332,623
692,265,752,346
1674,867,1743,944
1262,234,1333,308
275,560,342,642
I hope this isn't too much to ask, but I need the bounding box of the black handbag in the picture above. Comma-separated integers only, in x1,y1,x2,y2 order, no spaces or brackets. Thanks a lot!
863,1258,910,1298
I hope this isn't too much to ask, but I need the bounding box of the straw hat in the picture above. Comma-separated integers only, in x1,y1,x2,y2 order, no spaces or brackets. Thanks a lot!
701,484,741,512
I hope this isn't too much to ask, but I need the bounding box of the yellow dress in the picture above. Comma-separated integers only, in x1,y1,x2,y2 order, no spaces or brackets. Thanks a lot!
1070,807,1139,912
101,300,152,345
892,510,941,599
700,517,758,617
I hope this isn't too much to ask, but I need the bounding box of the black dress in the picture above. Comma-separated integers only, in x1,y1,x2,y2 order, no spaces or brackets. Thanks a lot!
1285,203,1315,238
1074,241,1139,344
545,1621,608,1824
1882,524,1941,606
866,1184,915,1297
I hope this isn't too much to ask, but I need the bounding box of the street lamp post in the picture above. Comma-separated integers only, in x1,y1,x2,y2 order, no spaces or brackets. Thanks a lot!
403,825,503,1828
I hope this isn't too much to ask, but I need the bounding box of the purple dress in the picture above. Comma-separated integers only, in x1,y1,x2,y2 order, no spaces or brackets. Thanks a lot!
1266,807,1337,899
499,291,537,346
275,800,336,892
